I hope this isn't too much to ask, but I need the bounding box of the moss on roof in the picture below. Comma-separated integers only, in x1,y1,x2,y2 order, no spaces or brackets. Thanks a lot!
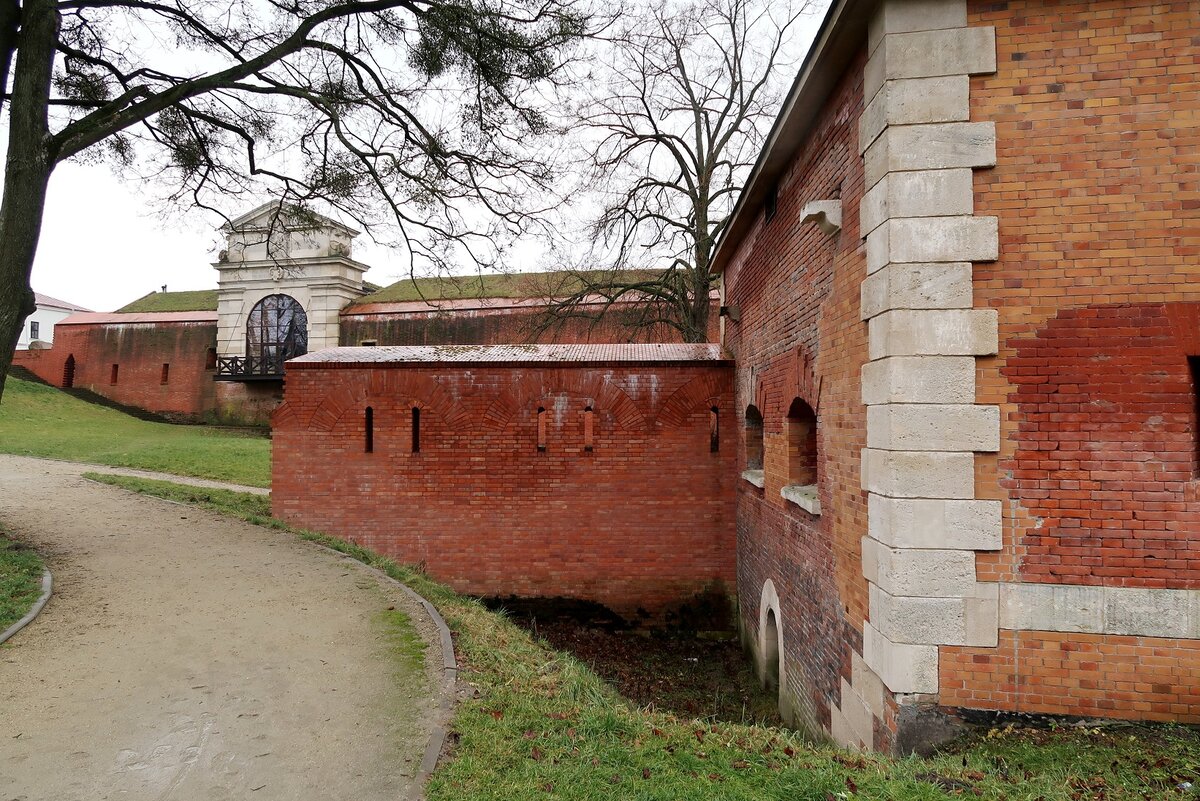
116,289,220,313
350,270,665,306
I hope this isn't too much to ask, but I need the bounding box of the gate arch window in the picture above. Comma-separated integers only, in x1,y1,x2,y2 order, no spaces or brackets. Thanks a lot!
246,294,308,375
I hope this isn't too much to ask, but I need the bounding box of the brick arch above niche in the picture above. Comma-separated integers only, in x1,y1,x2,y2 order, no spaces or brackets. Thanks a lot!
481,371,647,433
657,371,731,428
305,371,466,433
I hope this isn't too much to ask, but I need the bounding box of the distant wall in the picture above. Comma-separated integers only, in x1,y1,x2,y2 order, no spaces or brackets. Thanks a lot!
272,360,737,622
341,299,720,346
12,321,218,420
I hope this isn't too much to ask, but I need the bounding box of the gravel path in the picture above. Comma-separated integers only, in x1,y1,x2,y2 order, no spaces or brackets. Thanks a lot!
30,458,271,496
0,455,443,801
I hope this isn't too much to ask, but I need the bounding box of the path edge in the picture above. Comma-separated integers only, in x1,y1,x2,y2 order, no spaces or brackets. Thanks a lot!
0,567,53,645
311,544,458,792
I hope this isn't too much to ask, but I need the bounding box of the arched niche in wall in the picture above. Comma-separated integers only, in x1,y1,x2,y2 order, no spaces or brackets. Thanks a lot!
246,294,308,374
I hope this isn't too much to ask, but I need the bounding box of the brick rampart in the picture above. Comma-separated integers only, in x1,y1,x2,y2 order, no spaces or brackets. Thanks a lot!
722,50,874,742
12,321,218,419
923,0,1200,722
271,361,737,622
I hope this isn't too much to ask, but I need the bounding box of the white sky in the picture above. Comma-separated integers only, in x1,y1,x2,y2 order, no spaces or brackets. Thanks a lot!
27,2,830,314
31,161,414,312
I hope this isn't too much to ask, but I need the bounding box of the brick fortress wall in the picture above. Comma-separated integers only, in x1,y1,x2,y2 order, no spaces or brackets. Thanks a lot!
721,52,876,744
12,320,218,420
271,359,737,622
937,0,1200,723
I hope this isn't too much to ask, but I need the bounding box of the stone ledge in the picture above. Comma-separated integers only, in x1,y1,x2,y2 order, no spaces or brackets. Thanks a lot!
740,469,765,488
780,484,821,515
1000,583,1200,639
870,582,999,647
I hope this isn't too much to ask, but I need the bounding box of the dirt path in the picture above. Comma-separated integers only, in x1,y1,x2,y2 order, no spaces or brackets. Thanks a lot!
31,458,272,495
0,455,443,801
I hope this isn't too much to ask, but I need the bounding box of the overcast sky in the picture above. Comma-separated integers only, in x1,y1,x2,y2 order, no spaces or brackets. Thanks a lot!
27,2,828,314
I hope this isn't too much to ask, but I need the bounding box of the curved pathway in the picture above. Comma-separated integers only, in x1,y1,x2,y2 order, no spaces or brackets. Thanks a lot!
0,455,443,801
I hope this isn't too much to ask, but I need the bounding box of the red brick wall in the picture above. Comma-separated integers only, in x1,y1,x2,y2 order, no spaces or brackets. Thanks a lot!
721,52,872,739
271,361,736,622
944,0,1200,714
942,630,1200,723
12,322,218,419
341,300,720,346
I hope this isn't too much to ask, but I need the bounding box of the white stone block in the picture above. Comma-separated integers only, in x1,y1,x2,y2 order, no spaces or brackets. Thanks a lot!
868,309,999,359
870,583,998,647
869,495,1002,550
862,448,977,499
866,216,998,272
864,621,939,694
851,651,887,718
865,26,997,100
864,122,996,189
861,356,975,405
1104,586,1192,639
860,170,974,234
862,537,978,597
861,262,974,319
840,678,876,747
1190,591,1200,639
859,76,970,154
867,404,1000,452
829,702,863,750
868,0,968,54
800,199,842,235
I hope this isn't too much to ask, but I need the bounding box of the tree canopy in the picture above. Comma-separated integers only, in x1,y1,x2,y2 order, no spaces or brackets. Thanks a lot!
0,0,591,400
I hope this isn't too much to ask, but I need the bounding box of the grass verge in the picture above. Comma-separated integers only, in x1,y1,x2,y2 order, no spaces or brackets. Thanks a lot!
0,531,45,633
86,473,1200,800
0,376,270,487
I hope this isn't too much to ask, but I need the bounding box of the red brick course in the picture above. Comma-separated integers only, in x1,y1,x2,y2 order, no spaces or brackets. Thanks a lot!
271,361,736,622
942,630,1200,723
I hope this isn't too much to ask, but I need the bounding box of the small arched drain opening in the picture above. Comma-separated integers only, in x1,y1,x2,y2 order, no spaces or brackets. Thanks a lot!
61,355,76,388
763,608,781,693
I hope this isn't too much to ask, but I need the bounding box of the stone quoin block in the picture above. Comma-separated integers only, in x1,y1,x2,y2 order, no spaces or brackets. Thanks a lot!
867,0,968,54
868,495,1002,551
864,26,997,101
868,309,999,360
861,536,978,597
860,169,975,235
859,76,971,154
864,122,997,190
1000,582,1103,634
869,582,999,647
861,448,977,499
860,262,974,319
840,677,876,747
866,403,1000,452
866,216,999,273
861,355,976,405
829,703,864,751
851,650,887,719
864,621,939,695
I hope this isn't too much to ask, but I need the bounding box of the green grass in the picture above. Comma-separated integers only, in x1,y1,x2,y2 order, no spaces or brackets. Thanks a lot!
115,289,219,313
352,269,665,305
0,531,45,633
85,472,1200,800
0,377,270,487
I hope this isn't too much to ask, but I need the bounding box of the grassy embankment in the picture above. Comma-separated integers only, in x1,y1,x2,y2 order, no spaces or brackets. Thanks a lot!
0,376,270,487
0,531,44,633
87,473,1200,801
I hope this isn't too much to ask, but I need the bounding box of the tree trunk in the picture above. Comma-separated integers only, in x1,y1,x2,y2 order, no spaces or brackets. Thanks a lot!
0,0,58,403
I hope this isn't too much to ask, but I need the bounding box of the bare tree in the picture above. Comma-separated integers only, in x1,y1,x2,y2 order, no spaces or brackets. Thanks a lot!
545,0,812,343
0,0,592,401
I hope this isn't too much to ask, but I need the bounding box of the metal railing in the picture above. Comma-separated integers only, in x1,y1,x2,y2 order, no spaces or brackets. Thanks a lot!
214,354,286,380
